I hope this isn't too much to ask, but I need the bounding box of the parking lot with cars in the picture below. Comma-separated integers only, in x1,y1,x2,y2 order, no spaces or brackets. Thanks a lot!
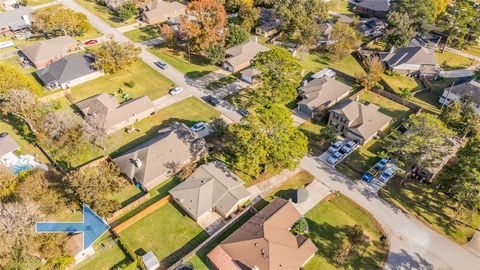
317,139,359,167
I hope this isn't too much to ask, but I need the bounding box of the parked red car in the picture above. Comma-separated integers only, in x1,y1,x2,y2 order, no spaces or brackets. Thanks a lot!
83,39,98,46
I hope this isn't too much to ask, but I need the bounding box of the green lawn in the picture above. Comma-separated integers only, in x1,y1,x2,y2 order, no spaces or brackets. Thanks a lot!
411,78,456,114
358,91,412,126
108,184,144,207
27,0,54,6
379,178,480,244
124,25,161,43
148,47,218,79
78,235,131,270
119,202,209,268
298,121,331,155
70,61,174,102
326,0,354,15
299,50,365,77
206,75,238,90
57,97,220,168
304,193,387,270
381,74,423,93
436,51,478,70
75,0,136,27
462,44,480,58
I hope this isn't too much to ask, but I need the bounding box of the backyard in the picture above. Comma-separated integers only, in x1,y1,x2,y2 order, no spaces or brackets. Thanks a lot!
412,78,456,114
78,235,132,270
379,178,480,244
298,121,330,155
75,0,136,27
304,193,388,270
124,25,161,43
435,50,477,70
148,47,217,79
119,202,209,268
69,61,174,102
381,73,423,93
299,50,365,77
0,55,50,97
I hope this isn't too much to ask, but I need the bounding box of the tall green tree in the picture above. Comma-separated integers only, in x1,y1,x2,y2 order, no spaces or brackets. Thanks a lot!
356,56,384,91
229,105,308,178
327,22,361,59
390,0,436,34
206,43,226,64
475,67,480,80
226,23,250,48
438,0,480,49
32,6,91,37
384,12,416,49
0,63,38,94
117,1,139,21
91,37,141,74
253,47,302,105
238,0,261,31
441,97,480,137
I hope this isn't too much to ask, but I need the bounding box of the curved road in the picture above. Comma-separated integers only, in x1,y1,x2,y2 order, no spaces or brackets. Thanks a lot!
57,1,480,268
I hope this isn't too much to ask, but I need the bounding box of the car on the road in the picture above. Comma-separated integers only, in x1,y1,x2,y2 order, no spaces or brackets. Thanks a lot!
169,86,183,95
237,108,250,117
84,39,98,46
190,122,206,132
341,140,357,153
374,158,389,171
203,95,220,106
379,167,397,182
328,141,344,154
327,151,343,165
155,61,168,69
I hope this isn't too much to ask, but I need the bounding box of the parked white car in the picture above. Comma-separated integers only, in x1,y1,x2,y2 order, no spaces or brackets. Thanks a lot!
190,122,206,132
169,86,183,95
379,166,397,182
341,140,358,153
327,151,343,165
328,141,344,154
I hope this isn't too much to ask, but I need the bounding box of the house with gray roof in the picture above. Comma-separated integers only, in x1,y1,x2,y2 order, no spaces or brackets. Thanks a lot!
379,46,439,78
354,0,389,19
222,40,269,73
113,122,207,191
297,73,352,119
169,162,250,221
439,80,480,114
35,54,103,90
21,36,77,69
0,133,20,159
0,7,32,35
76,93,155,135
141,0,186,24
328,98,392,144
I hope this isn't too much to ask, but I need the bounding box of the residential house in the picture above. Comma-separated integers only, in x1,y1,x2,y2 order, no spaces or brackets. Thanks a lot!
64,234,95,264
207,198,317,270
76,93,155,135
358,17,386,37
0,133,20,161
354,0,390,19
255,8,280,39
141,0,186,24
142,252,160,270
35,54,103,90
240,67,261,85
222,40,269,73
169,162,251,221
439,79,480,114
0,7,32,35
328,98,392,144
113,122,207,191
21,36,77,69
379,46,440,78
297,71,352,119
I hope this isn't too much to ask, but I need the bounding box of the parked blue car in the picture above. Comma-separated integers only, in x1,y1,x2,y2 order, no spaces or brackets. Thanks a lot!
361,172,375,183
374,158,389,171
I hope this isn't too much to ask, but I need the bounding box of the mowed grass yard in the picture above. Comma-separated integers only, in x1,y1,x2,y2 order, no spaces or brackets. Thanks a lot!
124,25,161,43
436,51,478,70
304,193,388,270
119,202,209,268
379,178,480,244
381,73,423,93
148,47,217,79
75,0,136,27
69,61,174,102
412,78,456,114
336,91,413,179
59,97,220,168
299,50,365,77
78,235,131,270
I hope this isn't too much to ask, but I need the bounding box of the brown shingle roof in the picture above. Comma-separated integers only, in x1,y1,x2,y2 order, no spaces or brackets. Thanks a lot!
208,198,317,270
225,40,269,70
21,36,77,64
298,77,351,109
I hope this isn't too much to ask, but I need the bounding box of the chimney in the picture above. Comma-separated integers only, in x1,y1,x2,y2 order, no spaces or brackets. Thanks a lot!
132,159,142,168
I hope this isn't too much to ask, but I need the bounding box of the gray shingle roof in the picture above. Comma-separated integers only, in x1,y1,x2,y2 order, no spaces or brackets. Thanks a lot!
379,46,438,67
0,7,32,30
298,77,351,109
35,54,97,85
76,93,154,132
0,133,20,157
225,40,269,69
21,36,77,64
169,162,250,220
356,0,389,12
449,80,480,106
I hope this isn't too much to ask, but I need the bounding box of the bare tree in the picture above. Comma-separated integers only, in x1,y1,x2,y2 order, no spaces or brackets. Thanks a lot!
82,115,107,150
0,165,17,202
0,88,39,132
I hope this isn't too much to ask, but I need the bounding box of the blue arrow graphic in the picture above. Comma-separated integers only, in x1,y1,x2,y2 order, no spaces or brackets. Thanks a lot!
36,204,109,251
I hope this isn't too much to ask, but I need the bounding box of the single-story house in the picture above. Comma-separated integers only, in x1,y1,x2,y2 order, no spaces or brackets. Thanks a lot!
0,133,20,160
328,98,392,144
379,46,440,78
169,162,251,221
439,79,480,114
297,72,352,119
35,54,103,90
76,93,155,135
207,198,317,270
354,0,389,19
142,252,160,270
113,122,208,191
222,40,269,73
21,36,77,69
240,67,261,85
255,7,280,39
0,6,32,35
142,0,186,24
64,234,95,264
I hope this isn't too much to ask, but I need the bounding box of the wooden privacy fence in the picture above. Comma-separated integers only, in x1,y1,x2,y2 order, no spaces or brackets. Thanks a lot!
107,193,151,225
38,89,71,103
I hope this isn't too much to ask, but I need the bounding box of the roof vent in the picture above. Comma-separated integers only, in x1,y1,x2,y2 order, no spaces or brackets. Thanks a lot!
132,159,142,168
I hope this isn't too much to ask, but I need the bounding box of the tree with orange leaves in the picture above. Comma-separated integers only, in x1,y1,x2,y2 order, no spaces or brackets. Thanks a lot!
180,0,227,54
